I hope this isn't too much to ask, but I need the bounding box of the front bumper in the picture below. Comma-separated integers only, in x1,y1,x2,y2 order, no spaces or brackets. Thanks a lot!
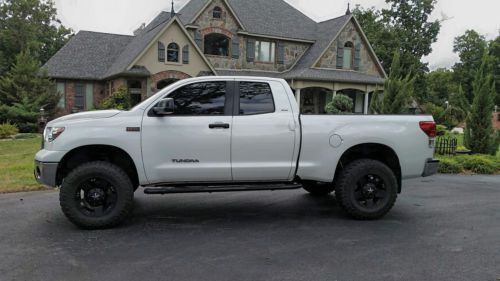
34,161,59,187
422,159,440,177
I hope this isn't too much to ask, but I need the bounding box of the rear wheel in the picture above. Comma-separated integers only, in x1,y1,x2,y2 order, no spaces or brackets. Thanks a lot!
59,161,134,229
335,159,397,220
302,182,335,196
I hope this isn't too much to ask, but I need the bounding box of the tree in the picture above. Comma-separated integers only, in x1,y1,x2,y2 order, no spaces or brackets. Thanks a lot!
325,95,354,115
371,51,415,114
0,49,60,132
352,6,398,74
354,0,440,103
464,54,497,155
425,68,458,104
0,0,72,75
449,85,470,116
489,33,500,106
452,30,488,103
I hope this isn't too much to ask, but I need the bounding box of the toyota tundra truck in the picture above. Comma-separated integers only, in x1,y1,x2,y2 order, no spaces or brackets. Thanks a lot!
35,76,439,229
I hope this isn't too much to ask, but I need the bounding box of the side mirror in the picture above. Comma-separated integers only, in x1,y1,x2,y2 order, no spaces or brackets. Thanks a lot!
153,98,175,116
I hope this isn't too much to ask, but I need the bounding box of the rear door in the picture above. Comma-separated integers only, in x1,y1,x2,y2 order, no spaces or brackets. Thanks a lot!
141,80,234,184
231,80,297,181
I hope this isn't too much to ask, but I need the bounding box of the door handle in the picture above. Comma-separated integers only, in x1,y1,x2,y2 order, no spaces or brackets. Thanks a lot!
209,123,230,129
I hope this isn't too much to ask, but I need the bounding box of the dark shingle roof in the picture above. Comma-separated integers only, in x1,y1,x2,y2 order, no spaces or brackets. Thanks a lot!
216,69,284,78
105,12,173,78
44,31,133,80
179,0,318,40
283,68,385,84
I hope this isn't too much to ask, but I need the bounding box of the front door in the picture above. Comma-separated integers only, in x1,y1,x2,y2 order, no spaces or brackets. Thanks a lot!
141,80,233,184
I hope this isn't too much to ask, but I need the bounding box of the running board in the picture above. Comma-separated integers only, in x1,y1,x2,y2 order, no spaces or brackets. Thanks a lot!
144,183,302,195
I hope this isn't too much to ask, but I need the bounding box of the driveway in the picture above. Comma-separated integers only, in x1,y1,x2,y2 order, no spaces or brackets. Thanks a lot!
0,175,499,281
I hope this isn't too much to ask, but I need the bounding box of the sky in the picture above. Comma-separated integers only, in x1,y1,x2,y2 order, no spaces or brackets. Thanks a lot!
53,0,500,70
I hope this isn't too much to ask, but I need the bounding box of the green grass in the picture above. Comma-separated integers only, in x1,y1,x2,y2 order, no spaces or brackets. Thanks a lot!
0,135,46,193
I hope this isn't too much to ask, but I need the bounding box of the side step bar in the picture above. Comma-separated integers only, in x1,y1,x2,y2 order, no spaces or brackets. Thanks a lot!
144,183,303,195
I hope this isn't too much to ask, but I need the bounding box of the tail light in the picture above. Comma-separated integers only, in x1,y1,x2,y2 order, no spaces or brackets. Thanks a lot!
419,121,437,138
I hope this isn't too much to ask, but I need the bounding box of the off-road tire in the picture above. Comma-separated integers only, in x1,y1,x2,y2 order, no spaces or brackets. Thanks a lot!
335,159,397,220
59,161,134,229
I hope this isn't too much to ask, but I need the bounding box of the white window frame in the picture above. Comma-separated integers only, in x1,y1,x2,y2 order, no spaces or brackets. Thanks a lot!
255,40,276,63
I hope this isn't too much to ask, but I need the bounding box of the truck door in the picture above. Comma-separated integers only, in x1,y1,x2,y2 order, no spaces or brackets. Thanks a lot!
231,81,297,181
141,80,233,184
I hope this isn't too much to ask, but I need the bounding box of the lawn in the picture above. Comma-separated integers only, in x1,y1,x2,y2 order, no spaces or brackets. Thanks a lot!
0,135,46,193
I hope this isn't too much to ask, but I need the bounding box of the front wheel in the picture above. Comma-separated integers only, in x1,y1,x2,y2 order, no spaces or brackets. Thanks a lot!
59,161,134,229
335,159,398,220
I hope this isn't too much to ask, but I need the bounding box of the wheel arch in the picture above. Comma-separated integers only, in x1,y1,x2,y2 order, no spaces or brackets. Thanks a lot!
335,143,402,193
56,145,140,189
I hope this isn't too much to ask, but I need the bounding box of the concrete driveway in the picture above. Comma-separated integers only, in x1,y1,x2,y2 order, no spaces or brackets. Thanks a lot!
0,175,499,281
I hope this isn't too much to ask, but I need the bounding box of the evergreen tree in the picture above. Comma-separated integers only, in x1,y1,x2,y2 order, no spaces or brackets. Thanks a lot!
0,49,60,132
370,51,415,114
0,0,72,75
464,54,497,154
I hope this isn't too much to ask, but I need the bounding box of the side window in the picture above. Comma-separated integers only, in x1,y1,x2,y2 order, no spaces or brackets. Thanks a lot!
74,82,85,110
239,82,275,115
169,82,227,116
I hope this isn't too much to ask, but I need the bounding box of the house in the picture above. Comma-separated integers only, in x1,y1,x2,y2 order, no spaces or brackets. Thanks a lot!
44,0,386,115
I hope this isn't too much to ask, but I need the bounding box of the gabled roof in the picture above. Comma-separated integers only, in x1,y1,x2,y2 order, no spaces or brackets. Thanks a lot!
104,12,174,78
179,0,318,41
44,31,133,80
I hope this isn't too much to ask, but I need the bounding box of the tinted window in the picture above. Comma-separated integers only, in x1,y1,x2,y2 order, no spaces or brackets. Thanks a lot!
169,82,226,115
239,82,275,115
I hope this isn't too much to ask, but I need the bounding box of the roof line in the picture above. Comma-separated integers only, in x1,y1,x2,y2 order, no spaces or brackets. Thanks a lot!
351,16,387,78
310,15,353,68
189,0,246,30
244,32,315,43
125,16,217,75
77,30,134,37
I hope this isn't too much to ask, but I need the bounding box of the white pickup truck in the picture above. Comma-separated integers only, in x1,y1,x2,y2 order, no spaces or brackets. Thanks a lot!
35,76,438,229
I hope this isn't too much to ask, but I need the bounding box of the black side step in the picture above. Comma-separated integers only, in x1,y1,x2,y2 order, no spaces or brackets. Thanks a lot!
144,183,302,195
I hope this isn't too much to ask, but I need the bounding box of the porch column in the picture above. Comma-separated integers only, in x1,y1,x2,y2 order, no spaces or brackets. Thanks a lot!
296,88,301,111
333,90,337,99
364,92,369,114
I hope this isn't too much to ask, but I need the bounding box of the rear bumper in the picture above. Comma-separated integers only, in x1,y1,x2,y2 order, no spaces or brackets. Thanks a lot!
422,159,439,177
34,161,58,187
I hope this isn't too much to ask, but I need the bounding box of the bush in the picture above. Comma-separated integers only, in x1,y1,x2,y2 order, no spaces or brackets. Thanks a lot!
0,122,19,139
325,95,353,114
97,87,131,110
436,125,447,136
438,158,463,174
457,155,498,174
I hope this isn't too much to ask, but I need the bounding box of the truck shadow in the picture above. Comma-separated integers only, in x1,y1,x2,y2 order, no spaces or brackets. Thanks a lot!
126,192,351,229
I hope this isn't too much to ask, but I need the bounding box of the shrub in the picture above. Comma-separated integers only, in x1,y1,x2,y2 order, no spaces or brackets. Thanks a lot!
436,125,447,136
97,87,131,110
0,122,19,139
325,95,353,114
458,155,498,174
438,158,463,174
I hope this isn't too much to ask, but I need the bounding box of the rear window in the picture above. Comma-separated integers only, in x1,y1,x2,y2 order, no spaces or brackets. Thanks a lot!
239,82,275,115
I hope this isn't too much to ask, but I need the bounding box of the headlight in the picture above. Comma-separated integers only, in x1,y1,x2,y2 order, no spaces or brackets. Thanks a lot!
44,127,65,142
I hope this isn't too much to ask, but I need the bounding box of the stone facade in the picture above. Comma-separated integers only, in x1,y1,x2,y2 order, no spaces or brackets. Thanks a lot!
316,21,381,77
191,0,310,72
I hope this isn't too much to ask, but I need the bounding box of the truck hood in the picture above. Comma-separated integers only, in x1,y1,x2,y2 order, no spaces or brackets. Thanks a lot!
49,110,122,124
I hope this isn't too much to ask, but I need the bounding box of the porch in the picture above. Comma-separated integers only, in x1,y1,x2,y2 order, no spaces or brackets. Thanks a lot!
290,80,382,115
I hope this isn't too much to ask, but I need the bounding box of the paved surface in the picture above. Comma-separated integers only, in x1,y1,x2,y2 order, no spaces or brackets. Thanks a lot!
0,175,499,281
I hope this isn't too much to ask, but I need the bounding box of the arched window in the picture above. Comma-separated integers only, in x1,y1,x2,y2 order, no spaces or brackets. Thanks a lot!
158,42,165,62
157,78,179,90
213,6,222,19
167,43,179,62
343,41,354,69
204,33,230,56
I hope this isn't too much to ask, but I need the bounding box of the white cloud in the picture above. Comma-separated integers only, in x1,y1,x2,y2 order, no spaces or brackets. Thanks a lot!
54,0,500,70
